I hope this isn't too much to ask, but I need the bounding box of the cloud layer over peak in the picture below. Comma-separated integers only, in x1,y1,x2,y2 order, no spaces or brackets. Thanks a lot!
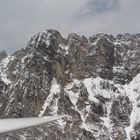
0,0,140,52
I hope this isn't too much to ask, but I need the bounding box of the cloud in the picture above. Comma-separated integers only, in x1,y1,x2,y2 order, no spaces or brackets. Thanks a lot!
68,0,140,35
79,0,119,17
0,0,140,53
0,0,87,53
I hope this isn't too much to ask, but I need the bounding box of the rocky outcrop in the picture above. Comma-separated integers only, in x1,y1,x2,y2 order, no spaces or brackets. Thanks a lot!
0,50,7,61
0,29,140,139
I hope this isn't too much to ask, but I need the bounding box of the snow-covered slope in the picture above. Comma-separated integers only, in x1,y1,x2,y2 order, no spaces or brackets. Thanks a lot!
0,55,15,84
124,74,140,140
0,29,140,140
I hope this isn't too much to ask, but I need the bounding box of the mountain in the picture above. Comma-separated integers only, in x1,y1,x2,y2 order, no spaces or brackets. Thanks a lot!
0,29,140,140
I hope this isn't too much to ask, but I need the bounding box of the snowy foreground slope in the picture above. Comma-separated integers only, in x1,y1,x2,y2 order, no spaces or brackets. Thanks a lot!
0,30,140,139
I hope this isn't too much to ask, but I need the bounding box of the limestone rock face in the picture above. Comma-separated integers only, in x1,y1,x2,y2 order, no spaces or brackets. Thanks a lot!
0,30,140,140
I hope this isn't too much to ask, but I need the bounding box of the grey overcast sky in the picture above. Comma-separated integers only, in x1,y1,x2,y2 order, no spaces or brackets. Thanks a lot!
0,0,140,53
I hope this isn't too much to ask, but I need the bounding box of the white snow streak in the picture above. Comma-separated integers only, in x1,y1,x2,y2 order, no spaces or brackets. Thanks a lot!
124,74,140,140
64,79,80,106
101,101,113,140
83,77,115,102
0,55,15,84
83,77,100,103
39,78,61,117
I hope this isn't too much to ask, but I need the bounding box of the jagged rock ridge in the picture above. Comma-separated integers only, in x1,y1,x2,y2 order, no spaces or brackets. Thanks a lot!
0,29,140,140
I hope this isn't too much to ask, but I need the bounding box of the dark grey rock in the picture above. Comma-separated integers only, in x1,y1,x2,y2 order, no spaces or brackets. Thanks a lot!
1,30,140,139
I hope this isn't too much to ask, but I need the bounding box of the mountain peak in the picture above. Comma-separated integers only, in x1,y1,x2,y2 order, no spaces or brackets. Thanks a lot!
27,29,64,50
1,30,140,139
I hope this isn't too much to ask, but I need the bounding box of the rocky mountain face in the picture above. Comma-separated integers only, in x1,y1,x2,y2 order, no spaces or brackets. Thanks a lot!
0,29,140,140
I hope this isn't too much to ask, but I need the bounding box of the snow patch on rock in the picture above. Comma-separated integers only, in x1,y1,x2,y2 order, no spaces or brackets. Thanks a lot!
0,55,15,84
124,74,140,140
39,78,61,117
